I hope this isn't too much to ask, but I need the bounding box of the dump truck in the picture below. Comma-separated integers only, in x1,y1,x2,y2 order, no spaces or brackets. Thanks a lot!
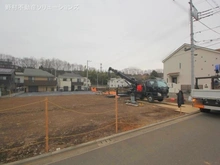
191,64,220,112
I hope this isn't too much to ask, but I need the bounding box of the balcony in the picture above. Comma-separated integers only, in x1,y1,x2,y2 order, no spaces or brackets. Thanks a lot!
24,80,57,86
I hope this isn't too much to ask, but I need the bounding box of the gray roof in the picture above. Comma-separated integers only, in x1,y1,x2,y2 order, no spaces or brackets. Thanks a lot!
58,72,82,78
24,68,54,77
0,68,14,75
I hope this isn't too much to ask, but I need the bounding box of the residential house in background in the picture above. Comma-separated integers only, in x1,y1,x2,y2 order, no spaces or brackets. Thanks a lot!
23,68,56,92
57,72,91,91
108,78,131,88
15,72,24,89
0,60,16,69
162,43,220,93
0,68,15,92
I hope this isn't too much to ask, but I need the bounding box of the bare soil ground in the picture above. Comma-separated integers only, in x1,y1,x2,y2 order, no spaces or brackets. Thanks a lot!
0,94,184,164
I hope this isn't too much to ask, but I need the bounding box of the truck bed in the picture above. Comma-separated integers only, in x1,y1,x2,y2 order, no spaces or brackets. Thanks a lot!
191,89,220,99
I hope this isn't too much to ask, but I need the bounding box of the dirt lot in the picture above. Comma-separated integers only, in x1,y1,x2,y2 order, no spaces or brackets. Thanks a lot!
0,94,184,164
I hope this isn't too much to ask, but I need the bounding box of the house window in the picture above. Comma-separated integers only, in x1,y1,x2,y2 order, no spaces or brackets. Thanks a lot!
28,76,34,81
63,78,67,81
0,76,6,80
179,63,181,69
15,78,20,83
172,77,177,83
77,78,81,82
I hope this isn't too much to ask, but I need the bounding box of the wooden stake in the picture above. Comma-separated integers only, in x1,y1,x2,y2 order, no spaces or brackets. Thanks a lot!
45,97,49,152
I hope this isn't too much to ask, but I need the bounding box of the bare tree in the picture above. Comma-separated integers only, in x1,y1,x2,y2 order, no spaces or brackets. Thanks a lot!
51,58,63,70
67,63,71,71
63,61,68,71
155,68,163,73
21,57,38,68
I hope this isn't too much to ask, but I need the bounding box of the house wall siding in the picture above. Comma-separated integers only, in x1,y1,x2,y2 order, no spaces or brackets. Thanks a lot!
164,49,191,84
163,46,220,92
15,75,24,83
58,76,90,91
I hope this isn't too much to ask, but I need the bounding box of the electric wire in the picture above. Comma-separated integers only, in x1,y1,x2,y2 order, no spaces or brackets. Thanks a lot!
204,41,220,47
195,25,220,34
198,20,220,35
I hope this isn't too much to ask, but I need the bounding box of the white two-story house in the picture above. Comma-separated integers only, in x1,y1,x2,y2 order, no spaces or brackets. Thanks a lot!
57,72,91,91
163,43,220,93
107,78,131,88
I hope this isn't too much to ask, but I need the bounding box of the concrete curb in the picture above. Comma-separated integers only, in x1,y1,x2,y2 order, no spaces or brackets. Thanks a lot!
5,110,200,165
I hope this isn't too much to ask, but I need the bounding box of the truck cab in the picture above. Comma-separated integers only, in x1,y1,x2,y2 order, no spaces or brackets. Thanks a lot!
142,79,169,102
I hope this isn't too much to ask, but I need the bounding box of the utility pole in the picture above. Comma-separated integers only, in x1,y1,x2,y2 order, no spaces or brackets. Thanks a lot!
100,63,102,72
100,63,103,85
86,60,91,90
97,71,98,88
189,0,200,92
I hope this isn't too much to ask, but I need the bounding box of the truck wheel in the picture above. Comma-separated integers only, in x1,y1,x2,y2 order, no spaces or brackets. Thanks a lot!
158,99,163,102
147,95,154,103
200,108,211,113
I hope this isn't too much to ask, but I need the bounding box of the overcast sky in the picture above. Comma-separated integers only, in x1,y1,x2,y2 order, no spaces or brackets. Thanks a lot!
0,0,219,71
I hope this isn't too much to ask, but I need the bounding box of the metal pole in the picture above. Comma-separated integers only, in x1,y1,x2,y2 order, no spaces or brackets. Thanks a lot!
190,0,195,92
97,71,98,88
86,60,91,90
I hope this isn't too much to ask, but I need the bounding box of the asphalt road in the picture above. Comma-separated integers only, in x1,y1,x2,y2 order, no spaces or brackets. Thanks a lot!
49,111,220,165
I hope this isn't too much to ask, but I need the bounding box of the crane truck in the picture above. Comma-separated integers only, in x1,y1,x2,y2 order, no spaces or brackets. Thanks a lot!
192,64,220,112
108,67,169,103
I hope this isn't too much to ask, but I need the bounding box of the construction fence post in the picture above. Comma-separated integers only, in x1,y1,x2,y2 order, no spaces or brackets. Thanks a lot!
115,95,118,133
45,97,49,152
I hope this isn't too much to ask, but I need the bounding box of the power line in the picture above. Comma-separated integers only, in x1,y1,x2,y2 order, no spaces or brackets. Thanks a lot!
199,7,219,15
195,0,206,5
205,0,220,15
196,37,220,43
210,0,220,8
206,0,214,8
204,41,220,47
195,25,220,34
198,20,220,35
197,7,220,20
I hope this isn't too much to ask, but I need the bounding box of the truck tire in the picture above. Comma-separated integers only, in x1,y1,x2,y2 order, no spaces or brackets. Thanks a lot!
200,108,211,113
158,99,163,102
147,95,154,103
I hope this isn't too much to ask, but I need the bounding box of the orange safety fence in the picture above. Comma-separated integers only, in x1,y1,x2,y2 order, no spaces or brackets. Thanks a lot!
0,94,165,164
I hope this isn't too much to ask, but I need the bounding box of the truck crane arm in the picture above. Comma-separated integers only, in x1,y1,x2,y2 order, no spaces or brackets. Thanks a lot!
108,67,138,85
